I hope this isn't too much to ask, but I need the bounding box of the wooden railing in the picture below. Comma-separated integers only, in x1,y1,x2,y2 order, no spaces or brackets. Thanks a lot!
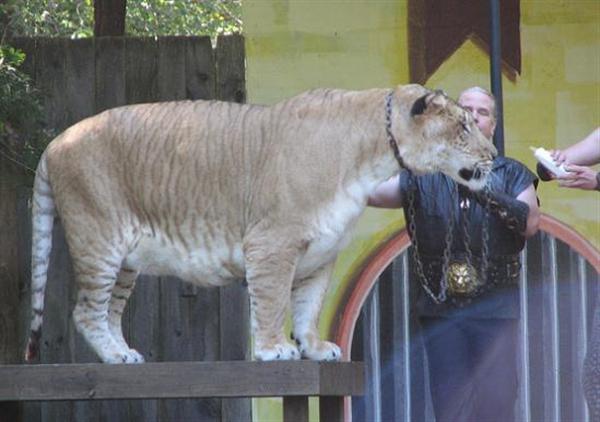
0,361,364,422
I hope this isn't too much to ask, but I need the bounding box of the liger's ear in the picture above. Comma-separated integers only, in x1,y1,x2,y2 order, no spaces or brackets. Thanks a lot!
410,90,448,117
410,94,429,116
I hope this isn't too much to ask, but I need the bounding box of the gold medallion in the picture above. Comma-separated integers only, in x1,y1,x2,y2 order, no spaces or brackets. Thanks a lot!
447,262,480,296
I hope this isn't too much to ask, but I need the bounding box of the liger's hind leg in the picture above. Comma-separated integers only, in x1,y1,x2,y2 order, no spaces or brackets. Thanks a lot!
71,258,140,363
291,263,341,361
108,267,144,362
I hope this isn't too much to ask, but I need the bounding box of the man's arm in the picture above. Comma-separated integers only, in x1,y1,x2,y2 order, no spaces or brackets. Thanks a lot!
552,127,600,166
516,184,540,238
367,174,403,208
471,183,540,238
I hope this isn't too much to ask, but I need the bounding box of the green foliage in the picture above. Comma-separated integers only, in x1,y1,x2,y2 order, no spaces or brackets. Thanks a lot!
127,0,242,36
1,0,94,38
2,0,242,38
0,45,51,175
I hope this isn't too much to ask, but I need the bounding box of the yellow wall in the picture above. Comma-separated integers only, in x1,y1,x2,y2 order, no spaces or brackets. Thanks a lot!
243,1,599,419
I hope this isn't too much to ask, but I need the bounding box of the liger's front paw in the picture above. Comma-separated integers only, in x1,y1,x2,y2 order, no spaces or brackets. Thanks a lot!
255,341,300,361
298,340,342,361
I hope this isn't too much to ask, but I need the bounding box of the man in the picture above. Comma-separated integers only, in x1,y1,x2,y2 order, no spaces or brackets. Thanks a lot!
369,86,540,422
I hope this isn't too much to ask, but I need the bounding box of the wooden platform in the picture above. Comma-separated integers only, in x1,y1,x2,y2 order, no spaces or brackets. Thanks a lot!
0,361,364,421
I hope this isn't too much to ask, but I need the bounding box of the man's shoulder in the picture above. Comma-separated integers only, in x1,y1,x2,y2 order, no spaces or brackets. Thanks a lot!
493,155,528,170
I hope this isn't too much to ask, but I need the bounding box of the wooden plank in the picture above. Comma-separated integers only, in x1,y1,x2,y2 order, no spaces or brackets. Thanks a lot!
185,36,216,100
34,38,69,131
95,37,126,113
215,34,246,103
39,222,78,422
319,396,344,422
63,38,96,127
283,396,309,422
0,183,23,422
0,362,364,401
319,361,364,396
158,37,186,101
158,279,221,421
125,37,158,104
124,274,160,420
219,282,251,421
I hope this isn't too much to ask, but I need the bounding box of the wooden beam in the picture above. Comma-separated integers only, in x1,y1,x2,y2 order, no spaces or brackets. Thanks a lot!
0,361,363,401
94,0,126,36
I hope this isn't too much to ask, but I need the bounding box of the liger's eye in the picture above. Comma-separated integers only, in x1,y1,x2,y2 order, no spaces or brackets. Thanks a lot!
461,122,471,133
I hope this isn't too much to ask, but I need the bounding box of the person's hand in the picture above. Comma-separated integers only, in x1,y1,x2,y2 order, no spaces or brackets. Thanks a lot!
550,149,568,165
557,164,599,190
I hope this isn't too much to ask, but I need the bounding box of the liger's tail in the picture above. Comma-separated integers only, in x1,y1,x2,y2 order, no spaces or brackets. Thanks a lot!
25,152,55,362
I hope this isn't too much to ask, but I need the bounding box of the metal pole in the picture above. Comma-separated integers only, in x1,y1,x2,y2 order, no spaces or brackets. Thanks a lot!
489,0,504,156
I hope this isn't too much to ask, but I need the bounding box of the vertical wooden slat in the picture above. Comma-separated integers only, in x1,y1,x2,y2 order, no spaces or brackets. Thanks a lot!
35,38,69,131
40,222,76,422
283,396,309,422
158,37,186,101
319,396,343,422
124,275,160,421
63,38,96,127
219,283,251,422
185,36,216,100
0,186,30,421
215,34,246,103
95,37,126,113
126,37,158,104
158,279,221,422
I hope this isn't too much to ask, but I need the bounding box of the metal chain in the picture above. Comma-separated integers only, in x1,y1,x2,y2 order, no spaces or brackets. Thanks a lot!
409,177,492,304
459,185,490,286
480,184,491,283
407,176,454,304
385,91,406,170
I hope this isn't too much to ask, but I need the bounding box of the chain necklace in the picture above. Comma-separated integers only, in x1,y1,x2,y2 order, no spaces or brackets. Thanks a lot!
385,90,406,170
407,175,491,303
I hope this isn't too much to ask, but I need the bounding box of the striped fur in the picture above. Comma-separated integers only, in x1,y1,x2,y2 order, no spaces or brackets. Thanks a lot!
25,84,495,363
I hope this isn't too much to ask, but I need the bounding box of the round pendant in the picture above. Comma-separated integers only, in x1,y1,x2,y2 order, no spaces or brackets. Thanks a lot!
447,262,479,295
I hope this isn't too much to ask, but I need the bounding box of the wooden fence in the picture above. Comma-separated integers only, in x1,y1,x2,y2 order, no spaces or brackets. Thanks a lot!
1,35,256,422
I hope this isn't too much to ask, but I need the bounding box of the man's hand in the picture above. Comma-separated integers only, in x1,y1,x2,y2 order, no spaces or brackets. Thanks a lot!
558,164,599,191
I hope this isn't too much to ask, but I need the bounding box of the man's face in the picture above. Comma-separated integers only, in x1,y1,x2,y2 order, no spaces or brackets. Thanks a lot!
458,90,496,140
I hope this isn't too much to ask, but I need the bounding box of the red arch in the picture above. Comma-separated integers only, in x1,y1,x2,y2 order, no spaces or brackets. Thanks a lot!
333,213,600,361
